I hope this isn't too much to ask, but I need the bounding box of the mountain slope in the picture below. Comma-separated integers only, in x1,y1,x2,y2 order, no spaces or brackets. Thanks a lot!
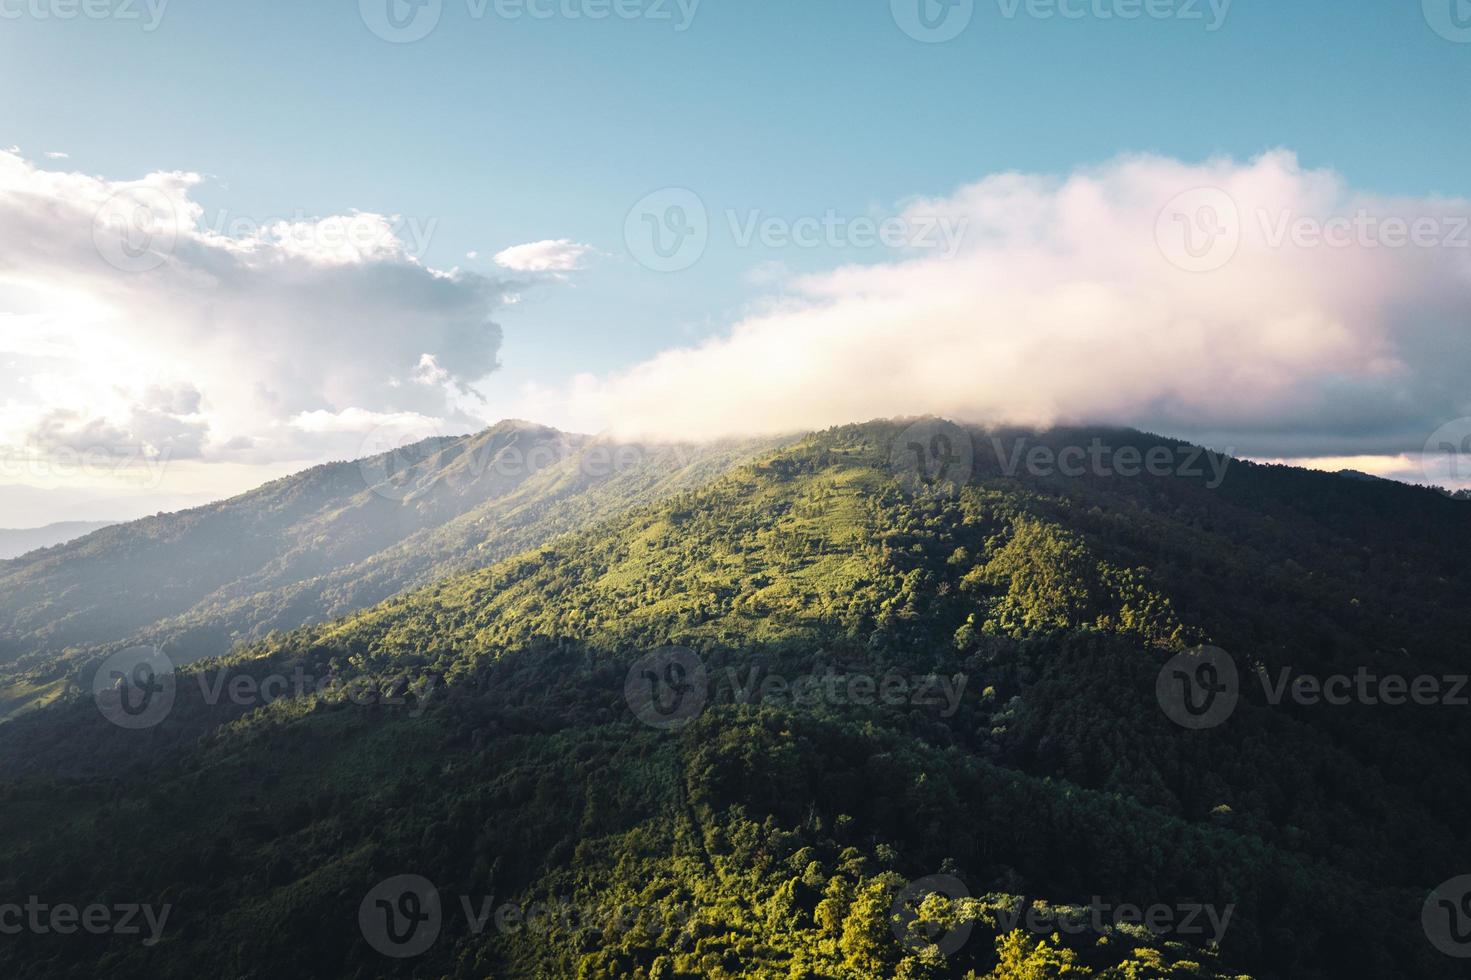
0,421,786,718
0,420,1467,978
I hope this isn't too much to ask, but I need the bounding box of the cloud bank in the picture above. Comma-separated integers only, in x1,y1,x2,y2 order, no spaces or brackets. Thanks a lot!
534,151,1470,482
6,147,1469,499
0,149,510,467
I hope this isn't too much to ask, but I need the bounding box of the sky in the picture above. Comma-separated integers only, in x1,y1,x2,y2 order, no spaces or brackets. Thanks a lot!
2,0,1471,525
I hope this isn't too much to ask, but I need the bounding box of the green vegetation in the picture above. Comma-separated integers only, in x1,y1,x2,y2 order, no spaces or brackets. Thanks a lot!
0,419,1467,978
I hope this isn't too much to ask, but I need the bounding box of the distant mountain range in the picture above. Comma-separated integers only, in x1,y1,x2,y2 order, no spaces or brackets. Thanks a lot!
0,520,117,561
0,419,1468,978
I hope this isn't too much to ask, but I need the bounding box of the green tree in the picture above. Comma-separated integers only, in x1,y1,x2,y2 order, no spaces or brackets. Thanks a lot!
815,876,854,936
839,881,895,975
988,931,1085,979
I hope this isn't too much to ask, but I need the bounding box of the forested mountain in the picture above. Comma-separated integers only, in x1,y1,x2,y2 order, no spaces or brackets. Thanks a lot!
0,419,1468,978
0,421,783,719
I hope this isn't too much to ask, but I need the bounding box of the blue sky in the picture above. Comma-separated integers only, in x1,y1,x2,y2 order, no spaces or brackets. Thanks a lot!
7,0,1468,377
2,0,1471,522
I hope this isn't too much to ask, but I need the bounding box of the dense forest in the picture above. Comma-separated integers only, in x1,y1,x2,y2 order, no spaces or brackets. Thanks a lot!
0,419,1468,978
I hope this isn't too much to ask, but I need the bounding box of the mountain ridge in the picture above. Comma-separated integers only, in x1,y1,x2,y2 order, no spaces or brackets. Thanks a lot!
0,520,118,561
0,418,1466,977
0,420,791,718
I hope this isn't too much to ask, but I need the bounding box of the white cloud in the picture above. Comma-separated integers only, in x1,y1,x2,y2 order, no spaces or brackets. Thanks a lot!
44,151,68,160
410,353,452,387
0,149,509,468
529,151,1471,476
493,238,594,274
204,211,432,266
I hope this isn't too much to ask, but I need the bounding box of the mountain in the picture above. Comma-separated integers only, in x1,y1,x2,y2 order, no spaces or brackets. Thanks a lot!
0,520,117,560
0,420,1468,978
0,421,787,719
